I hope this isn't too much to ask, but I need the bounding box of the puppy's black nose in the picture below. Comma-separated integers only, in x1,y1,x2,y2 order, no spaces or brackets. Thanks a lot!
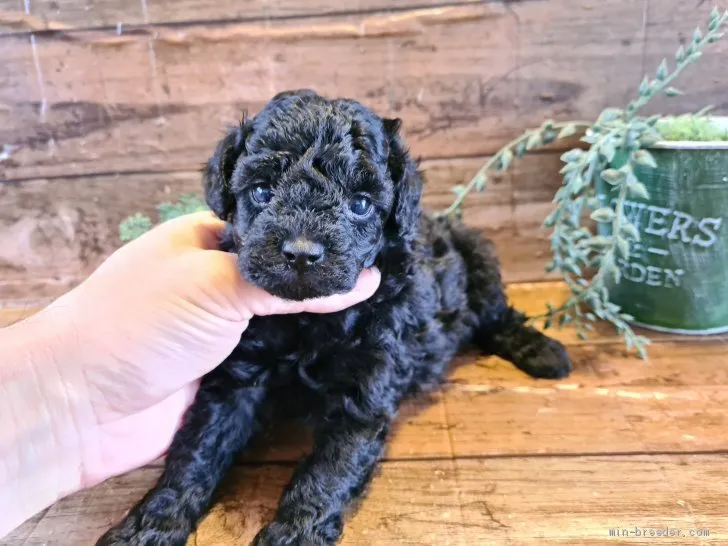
281,238,325,271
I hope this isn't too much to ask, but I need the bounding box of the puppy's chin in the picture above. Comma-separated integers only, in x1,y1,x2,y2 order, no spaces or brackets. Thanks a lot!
239,259,360,301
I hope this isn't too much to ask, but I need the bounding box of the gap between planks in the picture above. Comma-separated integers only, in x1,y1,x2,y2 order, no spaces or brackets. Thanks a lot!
0,1,494,37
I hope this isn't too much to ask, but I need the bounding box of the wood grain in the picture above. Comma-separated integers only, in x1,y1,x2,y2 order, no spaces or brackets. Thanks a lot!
0,153,564,303
1,1,725,180
238,337,728,463
0,0,482,31
7,454,726,545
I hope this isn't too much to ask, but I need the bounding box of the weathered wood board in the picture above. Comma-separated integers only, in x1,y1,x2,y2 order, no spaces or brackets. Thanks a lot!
0,0,483,31
0,153,564,303
7,454,727,545
1,1,725,181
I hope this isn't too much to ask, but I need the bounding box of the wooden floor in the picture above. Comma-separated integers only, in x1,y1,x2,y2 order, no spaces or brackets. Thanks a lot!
3,281,727,545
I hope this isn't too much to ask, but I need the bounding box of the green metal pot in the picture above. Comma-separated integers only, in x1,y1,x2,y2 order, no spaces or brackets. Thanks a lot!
596,117,728,334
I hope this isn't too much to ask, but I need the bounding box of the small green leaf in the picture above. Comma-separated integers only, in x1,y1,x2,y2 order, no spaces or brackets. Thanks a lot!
599,108,622,123
565,260,582,276
560,149,584,163
557,124,577,139
515,141,527,157
559,162,580,174
619,223,640,241
633,149,657,168
675,45,685,62
636,343,648,360
544,317,553,329
526,132,542,150
542,129,557,145
708,33,725,43
577,330,588,341
638,132,662,147
475,174,487,191
600,140,617,162
627,180,650,200
656,59,668,81
590,207,615,223
452,184,465,196
543,212,557,228
601,168,626,185
553,186,568,203
498,148,513,171
586,235,611,248
709,17,720,32
665,87,683,97
710,6,720,23
638,76,651,97
693,26,703,43
616,237,630,260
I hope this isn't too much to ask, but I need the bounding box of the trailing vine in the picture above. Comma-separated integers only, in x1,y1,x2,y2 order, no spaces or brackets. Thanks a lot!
442,7,728,358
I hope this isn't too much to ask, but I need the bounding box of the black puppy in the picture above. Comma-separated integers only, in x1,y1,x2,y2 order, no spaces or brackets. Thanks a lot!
97,89,571,546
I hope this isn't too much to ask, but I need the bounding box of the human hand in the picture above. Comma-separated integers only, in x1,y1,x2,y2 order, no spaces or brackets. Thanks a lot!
0,211,379,534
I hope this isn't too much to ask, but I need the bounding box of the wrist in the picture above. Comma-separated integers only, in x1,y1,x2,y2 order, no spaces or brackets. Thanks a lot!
0,306,87,537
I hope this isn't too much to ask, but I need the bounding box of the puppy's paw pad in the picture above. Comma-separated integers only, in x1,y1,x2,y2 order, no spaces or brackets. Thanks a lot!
517,338,572,379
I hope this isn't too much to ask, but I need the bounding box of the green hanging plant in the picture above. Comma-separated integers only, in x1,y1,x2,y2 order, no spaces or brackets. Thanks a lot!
441,7,728,358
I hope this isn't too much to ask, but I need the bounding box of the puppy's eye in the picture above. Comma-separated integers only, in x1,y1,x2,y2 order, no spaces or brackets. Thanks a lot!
251,185,273,205
348,195,372,217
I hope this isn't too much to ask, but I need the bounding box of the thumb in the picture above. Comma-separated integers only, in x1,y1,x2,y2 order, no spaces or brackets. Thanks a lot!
241,267,381,317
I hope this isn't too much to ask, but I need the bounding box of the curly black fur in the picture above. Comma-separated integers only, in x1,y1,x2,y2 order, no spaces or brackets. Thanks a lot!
97,90,572,546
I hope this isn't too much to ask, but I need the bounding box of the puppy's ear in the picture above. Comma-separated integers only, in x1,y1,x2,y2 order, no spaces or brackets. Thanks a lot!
202,116,251,221
384,118,422,242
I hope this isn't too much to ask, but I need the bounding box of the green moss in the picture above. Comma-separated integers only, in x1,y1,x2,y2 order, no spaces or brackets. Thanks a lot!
156,193,208,222
656,115,728,142
119,193,209,242
119,213,154,242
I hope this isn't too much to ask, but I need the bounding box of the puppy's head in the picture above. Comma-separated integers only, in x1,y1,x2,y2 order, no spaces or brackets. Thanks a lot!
203,89,421,301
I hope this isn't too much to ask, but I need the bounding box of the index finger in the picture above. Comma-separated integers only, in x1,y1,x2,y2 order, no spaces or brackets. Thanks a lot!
144,210,228,252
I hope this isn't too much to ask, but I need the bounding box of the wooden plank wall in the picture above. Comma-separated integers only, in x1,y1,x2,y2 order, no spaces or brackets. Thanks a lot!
1,0,727,306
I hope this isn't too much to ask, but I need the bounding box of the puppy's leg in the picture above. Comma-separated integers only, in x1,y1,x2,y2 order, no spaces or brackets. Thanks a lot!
252,414,390,545
96,367,266,546
449,222,572,379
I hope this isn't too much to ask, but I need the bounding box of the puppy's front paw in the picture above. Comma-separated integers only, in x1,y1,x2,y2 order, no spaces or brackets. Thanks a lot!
251,521,335,546
96,511,190,546
515,336,572,379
